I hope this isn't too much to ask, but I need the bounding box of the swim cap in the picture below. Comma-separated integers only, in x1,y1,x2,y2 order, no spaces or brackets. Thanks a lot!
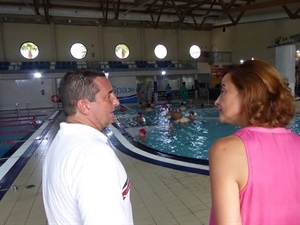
139,128,147,135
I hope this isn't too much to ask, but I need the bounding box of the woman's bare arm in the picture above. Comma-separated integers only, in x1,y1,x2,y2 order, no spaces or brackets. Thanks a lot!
209,135,248,225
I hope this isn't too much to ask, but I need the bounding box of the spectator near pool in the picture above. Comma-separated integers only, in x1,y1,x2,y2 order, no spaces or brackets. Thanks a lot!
165,83,172,103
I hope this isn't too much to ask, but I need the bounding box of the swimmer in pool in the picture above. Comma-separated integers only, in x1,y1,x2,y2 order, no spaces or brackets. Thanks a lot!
169,119,175,131
179,102,187,111
176,116,190,124
188,111,196,120
138,128,147,139
136,112,145,123
119,104,126,111
145,103,153,112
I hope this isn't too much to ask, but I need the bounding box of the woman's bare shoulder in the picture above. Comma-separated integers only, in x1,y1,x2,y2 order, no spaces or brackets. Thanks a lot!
209,134,248,189
210,135,244,155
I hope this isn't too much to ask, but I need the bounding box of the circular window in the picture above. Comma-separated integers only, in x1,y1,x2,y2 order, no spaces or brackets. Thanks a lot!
154,44,167,59
70,43,87,59
20,42,39,59
115,44,129,59
189,45,201,59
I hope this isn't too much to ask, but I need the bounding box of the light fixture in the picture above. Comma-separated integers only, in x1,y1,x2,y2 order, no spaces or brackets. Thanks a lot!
34,72,42,78
161,70,166,75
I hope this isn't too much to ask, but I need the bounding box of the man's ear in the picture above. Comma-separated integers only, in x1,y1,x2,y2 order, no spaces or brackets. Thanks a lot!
77,99,90,115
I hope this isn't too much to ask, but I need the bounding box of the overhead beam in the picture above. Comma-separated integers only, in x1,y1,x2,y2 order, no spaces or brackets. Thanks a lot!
228,0,300,13
32,0,41,15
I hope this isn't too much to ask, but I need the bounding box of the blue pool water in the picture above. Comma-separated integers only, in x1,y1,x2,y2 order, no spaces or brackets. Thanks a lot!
115,105,300,160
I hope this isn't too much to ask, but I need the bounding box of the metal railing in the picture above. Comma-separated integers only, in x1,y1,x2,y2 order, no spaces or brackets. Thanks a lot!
15,102,19,115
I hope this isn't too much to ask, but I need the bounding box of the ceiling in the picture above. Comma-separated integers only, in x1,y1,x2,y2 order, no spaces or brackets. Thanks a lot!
0,0,299,31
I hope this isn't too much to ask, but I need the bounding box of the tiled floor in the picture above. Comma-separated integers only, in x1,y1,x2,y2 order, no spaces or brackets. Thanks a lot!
0,109,212,225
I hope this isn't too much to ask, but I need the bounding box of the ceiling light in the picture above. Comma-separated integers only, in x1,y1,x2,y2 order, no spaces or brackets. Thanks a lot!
34,72,42,78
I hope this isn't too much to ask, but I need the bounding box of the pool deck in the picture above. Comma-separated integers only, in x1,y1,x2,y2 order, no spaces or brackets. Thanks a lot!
0,100,299,225
0,110,212,225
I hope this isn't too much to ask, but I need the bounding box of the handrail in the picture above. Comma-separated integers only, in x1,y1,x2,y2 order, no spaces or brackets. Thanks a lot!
15,102,19,115
26,102,30,113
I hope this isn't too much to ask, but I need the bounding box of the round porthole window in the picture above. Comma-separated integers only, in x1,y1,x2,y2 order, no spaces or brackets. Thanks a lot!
70,43,87,59
189,45,201,59
115,43,130,59
20,42,39,59
154,44,167,59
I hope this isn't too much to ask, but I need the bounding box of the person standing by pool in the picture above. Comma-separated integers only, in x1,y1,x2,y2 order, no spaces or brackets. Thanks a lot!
209,60,300,225
180,82,189,104
42,70,134,225
165,83,172,103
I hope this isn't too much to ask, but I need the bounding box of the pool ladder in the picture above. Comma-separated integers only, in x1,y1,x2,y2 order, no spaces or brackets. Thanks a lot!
15,102,31,115
26,102,31,113
15,102,19,115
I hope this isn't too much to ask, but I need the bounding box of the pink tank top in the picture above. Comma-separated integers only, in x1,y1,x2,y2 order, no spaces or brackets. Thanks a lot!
210,126,300,225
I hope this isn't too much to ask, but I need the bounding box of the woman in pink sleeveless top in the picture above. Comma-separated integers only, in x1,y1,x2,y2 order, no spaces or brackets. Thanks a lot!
209,60,300,225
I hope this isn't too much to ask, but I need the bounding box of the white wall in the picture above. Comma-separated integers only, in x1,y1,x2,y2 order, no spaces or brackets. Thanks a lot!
0,78,55,110
211,18,300,65
1,19,299,64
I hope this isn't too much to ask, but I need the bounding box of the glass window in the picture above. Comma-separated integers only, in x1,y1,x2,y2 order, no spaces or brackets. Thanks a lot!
189,45,201,59
20,42,39,59
154,44,167,59
115,43,129,59
70,43,87,59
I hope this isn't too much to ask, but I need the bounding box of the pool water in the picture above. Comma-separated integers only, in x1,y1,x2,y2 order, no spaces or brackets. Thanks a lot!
0,110,56,159
115,105,300,160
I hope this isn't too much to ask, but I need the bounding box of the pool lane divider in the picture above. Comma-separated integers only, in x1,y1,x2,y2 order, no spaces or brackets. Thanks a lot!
0,129,34,135
0,110,62,201
2,140,27,144
0,118,34,123
105,124,209,176
0,123,36,128
0,114,47,120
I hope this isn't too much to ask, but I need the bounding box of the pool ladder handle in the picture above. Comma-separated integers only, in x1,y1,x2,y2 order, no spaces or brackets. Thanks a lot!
15,102,19,115
26,102,31,113
15,102,31,114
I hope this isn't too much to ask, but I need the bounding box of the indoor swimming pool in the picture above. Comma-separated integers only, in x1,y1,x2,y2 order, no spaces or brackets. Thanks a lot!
115,104,300,161
0,109,61,200
0,110,57,161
